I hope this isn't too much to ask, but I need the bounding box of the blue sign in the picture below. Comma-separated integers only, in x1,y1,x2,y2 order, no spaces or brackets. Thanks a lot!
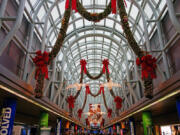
56,118,62,135
129,117,136,135
0,98,17,135
176,98,180,120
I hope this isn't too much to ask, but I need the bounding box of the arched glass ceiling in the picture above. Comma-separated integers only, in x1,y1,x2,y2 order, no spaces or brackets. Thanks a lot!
24,0,167,120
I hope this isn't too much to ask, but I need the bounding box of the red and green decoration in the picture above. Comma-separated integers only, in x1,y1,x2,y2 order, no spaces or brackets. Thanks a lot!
32,0,157,101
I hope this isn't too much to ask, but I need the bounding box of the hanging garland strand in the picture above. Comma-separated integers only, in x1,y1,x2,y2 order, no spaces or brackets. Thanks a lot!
77,0,112,22
117,0,155,98
33,0,72,98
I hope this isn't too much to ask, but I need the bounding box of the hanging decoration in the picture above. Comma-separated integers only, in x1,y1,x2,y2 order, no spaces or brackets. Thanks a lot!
78,109,83,119
111,0,116,14
114,96,123,110
67,95,75,109
86,85,90,94
80,59,87,74
65,0,77,12
77,0,112,22
102,59,110,74
107,109,112,118
32,51,49,98
136,55,157,79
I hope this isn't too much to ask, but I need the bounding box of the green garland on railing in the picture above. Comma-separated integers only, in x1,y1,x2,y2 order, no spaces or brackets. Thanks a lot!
77,0,112,22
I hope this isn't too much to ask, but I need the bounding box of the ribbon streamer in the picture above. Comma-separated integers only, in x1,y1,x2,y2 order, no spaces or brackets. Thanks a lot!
102,59,110,74
80,59,87,74
111,0,116,14
66,0,77,12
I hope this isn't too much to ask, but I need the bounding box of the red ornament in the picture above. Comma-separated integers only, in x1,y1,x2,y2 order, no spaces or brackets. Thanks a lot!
108,108,112,118
102,59,110,74
77,109,83,119
32,50,49,80
136,55,157,79
86,85,90,94
65,0,77,12
67,95,75,109
80,59,87,74
99,87,105,94
114,96,122,110
111,0,116,14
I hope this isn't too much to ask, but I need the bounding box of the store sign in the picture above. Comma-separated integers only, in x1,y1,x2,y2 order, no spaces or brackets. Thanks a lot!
0,99,17,135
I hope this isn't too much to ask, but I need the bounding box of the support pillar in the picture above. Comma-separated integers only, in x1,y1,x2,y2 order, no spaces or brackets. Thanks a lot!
0,98,17,135
40,112,51,135
142,111,153,135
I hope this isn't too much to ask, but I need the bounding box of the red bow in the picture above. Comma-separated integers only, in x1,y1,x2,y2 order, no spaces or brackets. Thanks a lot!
108,109,112,118
86,85,90,94
67,95,75,109
102,59,110,74
77,109,83,119
32,50,49,80
111,0,116,14
80,59,87,74
136,55,157,79
99,87,105,94
86,118,90,126
65,0,77,12
114,96,122,109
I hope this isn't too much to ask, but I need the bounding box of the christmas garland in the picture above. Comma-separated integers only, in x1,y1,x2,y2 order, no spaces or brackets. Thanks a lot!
77,0,112,22
33,0,72,98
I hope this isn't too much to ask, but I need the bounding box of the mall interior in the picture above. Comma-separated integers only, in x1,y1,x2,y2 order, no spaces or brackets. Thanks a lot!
0,0,180,134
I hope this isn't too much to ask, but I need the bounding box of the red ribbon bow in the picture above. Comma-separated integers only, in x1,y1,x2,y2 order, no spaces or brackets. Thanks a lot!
99,87,105,94
77,109,83,119
67,95,75,109
65,0,77,12
136,55,157,79
108,108,112,118
114,96,122,110
86,85,90,94
32,50,49,80
80,59,87,74
111,0,117,14
102,59,110,74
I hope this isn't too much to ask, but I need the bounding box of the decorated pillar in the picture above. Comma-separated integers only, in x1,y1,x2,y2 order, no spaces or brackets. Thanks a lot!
0,98,17,135
56,118,62,135
176,98,180,120
142,111,153,135
39,112,51,135
129,117,136,135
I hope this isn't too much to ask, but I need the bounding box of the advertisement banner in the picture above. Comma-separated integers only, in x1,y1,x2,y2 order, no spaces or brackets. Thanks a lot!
0,98,17,135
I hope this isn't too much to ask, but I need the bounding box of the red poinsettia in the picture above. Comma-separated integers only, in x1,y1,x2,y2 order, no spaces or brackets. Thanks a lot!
77,109,83,119
32,50,49,80
136,55,157,79
67,95,75,109
107,108,112,118
80,59,87,74
114,96,122,110
86,85,90,94
102,59,110,74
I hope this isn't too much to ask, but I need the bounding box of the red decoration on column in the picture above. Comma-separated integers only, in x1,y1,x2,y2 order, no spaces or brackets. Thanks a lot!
108,108,112,118
32,50,49,80
114,96,122,109
65,0,69,9
86,85,90,94
77,109,83,119
67,95,75,109
80,59,87,74
111,0,116,14
136,55,157,79
99,87,105,94
102,59,110,74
